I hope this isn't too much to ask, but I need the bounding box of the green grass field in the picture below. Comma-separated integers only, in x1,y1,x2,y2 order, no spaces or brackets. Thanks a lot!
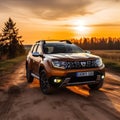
92,50,120,73
0,55,26,76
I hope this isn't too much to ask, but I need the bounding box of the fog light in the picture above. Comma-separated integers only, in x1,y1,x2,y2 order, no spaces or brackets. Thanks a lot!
54,79,62,83
101,75,105,79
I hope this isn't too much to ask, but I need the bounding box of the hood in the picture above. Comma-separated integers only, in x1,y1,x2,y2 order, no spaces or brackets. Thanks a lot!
45,53,99,61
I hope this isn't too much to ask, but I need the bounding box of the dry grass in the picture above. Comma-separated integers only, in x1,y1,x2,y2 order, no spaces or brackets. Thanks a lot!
0,55,26,76
91,50,120,62
91,50,120,73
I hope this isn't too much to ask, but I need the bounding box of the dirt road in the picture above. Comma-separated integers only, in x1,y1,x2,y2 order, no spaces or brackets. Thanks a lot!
0,62,120,120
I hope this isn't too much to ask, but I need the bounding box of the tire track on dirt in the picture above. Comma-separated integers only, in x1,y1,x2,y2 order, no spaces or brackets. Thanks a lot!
86,96,120,120
64,102,90,120
50,97,90,120
64,86,120,120
0,95,14,120
0,85,21,120
0,61,120,120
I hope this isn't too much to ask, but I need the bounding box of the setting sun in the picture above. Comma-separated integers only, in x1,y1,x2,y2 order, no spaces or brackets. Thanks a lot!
73,25,90,33
69,19,92,37
74,25,87,32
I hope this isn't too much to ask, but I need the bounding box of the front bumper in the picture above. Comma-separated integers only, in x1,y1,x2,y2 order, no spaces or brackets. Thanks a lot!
49,70,105,87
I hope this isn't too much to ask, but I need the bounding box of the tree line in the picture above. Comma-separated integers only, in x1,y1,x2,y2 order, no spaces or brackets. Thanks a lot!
71,37,120,50
0,18,25,59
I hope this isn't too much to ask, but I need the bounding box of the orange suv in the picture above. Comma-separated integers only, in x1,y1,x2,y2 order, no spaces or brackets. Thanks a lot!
26,40,105,94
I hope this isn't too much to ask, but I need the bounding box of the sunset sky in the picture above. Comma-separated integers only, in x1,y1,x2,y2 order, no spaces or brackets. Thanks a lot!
0,0,120,44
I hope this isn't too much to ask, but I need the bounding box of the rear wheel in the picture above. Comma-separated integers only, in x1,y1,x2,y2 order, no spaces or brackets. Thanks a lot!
26,67,34,83
88,80,104,90
40,70,54,94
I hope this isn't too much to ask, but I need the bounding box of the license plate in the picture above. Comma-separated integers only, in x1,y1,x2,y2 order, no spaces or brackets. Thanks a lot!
76,71,94,77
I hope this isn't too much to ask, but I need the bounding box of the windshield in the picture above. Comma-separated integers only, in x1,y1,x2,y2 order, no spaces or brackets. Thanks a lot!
43,43,84,54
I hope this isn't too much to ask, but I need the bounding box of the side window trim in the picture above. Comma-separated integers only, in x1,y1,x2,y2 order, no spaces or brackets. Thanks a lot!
36,44,42,53
36,44,39,53
32,44,38,53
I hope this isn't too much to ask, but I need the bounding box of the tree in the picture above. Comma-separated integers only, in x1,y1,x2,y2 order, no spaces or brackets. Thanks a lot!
0,18,25,58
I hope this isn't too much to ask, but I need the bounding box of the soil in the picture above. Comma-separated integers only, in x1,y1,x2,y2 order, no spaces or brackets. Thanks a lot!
0,61,120,120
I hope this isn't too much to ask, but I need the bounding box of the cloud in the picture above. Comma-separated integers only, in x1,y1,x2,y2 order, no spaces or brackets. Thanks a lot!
28,0,92,20
89,23,120,27
0,0,92,20
62,23,120,28
0,0,120,20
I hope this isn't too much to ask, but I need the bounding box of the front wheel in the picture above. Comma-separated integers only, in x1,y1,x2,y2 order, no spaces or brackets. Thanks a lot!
26,67,34,83
88,80,104,90
40,70,54,94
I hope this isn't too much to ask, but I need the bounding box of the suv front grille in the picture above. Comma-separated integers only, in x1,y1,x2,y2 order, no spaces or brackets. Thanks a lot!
65,60,97,69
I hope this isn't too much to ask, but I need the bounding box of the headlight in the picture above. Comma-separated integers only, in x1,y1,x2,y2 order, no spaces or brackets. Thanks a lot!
52,60,67,69
95,58,103,67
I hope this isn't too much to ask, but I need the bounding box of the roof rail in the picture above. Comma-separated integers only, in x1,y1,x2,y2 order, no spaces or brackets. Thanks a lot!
36,40,46,44
36,40,41,43
36,40,72,44
59,40,72,44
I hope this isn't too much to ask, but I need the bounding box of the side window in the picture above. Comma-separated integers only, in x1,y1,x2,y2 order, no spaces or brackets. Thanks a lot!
37,44,42,53
32,44,38,53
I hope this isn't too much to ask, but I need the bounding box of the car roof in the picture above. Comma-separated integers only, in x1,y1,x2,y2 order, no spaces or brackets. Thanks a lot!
36,40,72,44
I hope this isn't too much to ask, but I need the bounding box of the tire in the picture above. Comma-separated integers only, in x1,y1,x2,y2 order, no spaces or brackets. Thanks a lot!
26,67,34,83
40,70,53,94
88,80,104,90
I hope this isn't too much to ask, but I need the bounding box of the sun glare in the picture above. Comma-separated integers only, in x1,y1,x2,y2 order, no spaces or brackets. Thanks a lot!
74,25,87,32
69,19,92,38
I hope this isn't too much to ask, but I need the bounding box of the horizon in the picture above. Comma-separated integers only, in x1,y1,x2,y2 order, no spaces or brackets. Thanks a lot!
0,0,120,44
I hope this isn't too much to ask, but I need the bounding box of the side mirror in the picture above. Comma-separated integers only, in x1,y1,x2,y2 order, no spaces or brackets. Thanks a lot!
85,50,91,54
32,52,43,57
